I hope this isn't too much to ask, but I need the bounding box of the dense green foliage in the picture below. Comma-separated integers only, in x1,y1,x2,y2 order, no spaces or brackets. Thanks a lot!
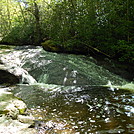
0,0,134,63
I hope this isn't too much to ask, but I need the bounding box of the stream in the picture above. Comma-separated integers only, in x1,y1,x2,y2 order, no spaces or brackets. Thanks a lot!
0,45,134,133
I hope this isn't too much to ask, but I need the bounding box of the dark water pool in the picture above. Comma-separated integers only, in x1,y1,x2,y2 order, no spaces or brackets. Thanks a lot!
13,85,134,133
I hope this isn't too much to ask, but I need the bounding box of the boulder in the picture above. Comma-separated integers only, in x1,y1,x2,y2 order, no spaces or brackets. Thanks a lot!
0,88,27,119
0,87,36,134
0,64,19,85
0,115,37,134
41,40,63,53
17,115,35,124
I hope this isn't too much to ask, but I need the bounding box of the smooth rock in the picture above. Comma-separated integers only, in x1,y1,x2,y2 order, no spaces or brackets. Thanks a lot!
0,87,27,119
0,115,37,134
17,115,35,124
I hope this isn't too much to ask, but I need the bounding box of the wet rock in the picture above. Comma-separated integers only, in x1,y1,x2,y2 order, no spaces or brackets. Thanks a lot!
0,65,19,85
17,115,35,124
13,99,27,114
0,56,36,85
34,120,76,134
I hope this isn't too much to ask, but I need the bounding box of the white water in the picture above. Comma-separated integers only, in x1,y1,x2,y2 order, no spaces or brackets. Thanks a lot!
1,46,133,89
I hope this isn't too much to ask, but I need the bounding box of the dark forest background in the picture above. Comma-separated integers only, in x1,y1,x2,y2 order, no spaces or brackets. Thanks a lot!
0,0,134,63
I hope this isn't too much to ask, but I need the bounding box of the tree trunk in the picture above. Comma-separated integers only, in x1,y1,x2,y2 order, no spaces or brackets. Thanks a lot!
33,0,41,45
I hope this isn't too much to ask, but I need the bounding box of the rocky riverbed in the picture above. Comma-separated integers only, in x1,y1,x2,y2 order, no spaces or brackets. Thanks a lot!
0,86,37,134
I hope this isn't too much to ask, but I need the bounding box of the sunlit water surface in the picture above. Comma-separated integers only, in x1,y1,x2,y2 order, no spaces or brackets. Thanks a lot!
13,84,134,133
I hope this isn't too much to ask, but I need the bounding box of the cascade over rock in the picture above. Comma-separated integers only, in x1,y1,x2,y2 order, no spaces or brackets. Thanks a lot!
0,46,128,86
0,47,37,85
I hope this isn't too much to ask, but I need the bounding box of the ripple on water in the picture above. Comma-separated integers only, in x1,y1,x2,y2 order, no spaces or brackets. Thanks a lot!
12,85,134,133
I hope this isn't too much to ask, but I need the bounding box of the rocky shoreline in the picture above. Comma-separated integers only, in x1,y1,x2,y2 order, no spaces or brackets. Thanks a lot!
0,86,76,134
0,86,37,134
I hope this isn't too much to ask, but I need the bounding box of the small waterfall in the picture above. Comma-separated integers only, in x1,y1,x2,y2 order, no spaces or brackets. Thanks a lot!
0,48,38,85
21,69,37,84
21,48,127,86
0,46,130,86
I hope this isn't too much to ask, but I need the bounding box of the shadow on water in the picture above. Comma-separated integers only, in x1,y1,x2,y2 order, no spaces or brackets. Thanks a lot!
12,84,134,133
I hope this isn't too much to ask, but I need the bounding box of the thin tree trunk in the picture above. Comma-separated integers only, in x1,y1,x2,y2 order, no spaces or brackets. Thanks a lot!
18,2,26,23
33,0,41,45
6,0,11,30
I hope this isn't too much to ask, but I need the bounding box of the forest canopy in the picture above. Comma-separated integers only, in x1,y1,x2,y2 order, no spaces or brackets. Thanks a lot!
0,0,134,63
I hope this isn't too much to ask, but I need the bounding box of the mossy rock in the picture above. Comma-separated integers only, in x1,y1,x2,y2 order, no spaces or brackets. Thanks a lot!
0,88,27,119
41,40,63,53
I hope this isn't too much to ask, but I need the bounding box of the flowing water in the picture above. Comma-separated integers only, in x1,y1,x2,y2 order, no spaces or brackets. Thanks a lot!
0,46,134,133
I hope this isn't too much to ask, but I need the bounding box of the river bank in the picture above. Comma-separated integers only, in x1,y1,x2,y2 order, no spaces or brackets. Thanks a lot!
0,45,133,133
0,86,37,134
